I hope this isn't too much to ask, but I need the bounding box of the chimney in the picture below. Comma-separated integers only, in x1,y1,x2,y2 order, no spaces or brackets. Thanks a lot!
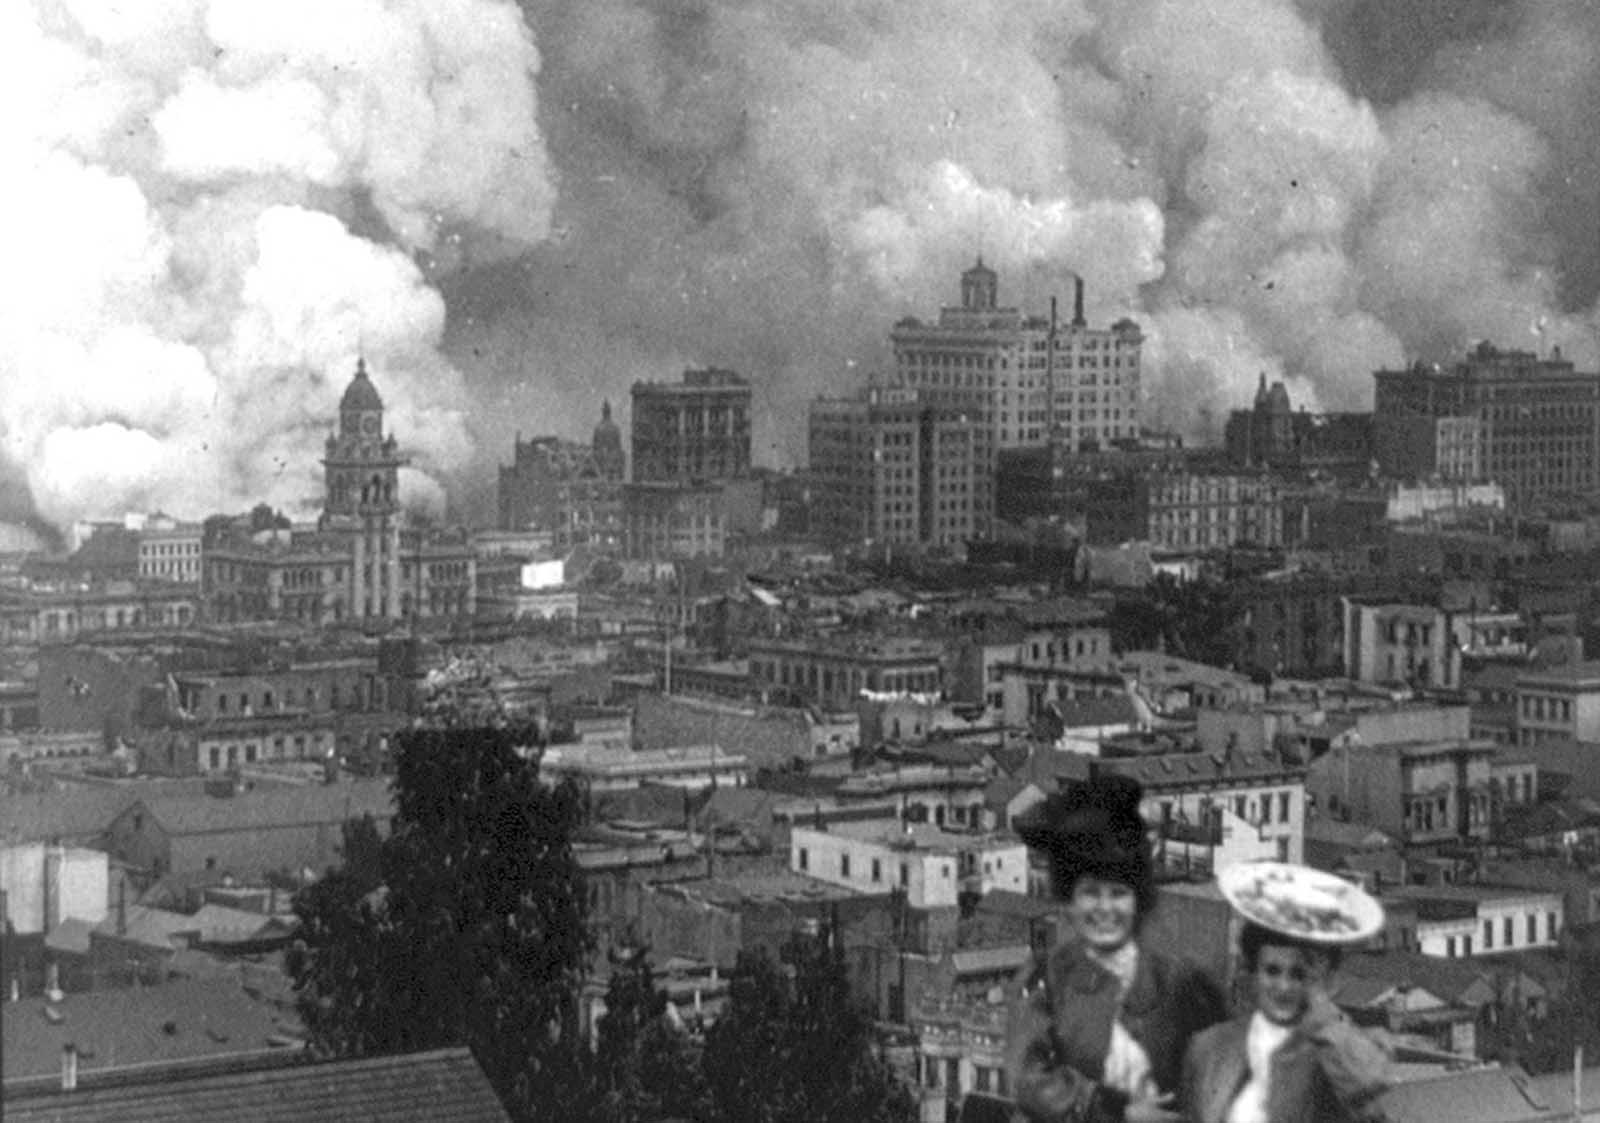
1072,276,1086,328
61,1043,78,1092
117,879,127,937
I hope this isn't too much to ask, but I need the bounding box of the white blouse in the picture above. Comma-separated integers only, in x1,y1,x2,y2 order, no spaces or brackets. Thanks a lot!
1226,1012,1294,1123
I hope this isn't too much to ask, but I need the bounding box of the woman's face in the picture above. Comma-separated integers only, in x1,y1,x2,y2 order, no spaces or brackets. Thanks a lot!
1251,943,1328,1026
1067,876,1139,952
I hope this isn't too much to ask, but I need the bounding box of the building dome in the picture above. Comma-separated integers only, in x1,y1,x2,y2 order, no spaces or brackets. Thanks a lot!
340,358,384,414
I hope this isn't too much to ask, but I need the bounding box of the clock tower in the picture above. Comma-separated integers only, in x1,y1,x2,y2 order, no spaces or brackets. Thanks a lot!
322,358,407,619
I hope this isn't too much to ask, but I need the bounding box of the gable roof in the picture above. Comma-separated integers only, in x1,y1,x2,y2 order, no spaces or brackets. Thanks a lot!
4,1047,510,1122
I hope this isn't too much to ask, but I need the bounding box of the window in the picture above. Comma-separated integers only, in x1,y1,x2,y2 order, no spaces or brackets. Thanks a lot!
1235,796,1248,819
900,862,909,887
1548,912,1558,941
1278,792,1291,820
841,854,851,878
1483,920,1493,950
872,858,882,883
1528,914,1537,943
798,848,808,871
1260,795,1273,825
1446,937,1456,957
1504,917,1514,945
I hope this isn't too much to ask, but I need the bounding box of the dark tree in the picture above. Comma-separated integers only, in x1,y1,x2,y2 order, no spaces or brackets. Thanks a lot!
288,723,592,1121
591,946,708,1123
699,932,916,1123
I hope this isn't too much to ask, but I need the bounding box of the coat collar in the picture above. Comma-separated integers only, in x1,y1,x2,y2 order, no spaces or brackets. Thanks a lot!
1054,940,1164,1012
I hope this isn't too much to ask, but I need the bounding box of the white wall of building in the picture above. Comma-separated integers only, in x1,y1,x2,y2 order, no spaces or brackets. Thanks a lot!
0,845,109,935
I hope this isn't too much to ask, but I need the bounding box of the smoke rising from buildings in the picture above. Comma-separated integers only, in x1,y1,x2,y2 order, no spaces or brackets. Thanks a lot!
4,0,551,535
11,0,1600,534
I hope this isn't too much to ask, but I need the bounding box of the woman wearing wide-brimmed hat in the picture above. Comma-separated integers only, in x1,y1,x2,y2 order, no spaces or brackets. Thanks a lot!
1182,862,1392,1123
1006,775,1227,1123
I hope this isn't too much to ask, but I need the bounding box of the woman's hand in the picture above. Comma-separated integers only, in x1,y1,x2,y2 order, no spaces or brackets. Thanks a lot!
1124,1090,1182,1123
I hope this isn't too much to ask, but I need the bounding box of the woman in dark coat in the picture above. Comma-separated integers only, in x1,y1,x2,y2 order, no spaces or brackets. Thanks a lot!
1006,775,1227,1123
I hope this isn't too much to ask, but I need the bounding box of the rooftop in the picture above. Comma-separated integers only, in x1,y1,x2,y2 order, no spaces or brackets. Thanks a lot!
2,976,300,1088
4,1046,509,1123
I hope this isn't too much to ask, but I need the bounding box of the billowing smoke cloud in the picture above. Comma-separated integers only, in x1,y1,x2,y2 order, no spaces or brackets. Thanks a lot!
1,0,551,533
436,0,1600,474
16,0,1600,534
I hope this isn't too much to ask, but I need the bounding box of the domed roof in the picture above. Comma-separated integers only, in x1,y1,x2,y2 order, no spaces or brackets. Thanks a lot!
340,358,383,413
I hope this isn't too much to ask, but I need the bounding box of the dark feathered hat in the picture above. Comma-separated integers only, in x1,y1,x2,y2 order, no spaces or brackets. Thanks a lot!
1016,774,1155,913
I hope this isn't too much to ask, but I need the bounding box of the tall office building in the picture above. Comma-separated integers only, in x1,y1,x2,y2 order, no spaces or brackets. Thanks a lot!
630,368,752,484
890,261,1144,450
1373,342,1600,508
807,386,980,547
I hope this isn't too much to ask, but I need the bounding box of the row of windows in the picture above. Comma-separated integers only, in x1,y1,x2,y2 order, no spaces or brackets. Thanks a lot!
203,731,329,772
1442,911,1558,956
1521,695,1574,723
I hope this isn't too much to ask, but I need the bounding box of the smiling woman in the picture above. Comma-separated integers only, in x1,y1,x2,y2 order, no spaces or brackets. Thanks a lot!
1006,776,1226,1123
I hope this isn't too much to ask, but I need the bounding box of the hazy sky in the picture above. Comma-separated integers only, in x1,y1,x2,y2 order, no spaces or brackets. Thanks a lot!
7,0,1600,537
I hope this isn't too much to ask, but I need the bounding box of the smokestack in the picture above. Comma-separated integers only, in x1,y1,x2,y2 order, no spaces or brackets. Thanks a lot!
61,1043,78,1092
1072,276,1086,328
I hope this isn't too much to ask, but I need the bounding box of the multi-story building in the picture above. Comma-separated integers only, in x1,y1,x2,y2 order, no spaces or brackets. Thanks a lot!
1224,375,1374,476
1391,886,1564,960
951,621,1113,715
203,362,476,626
891,262,1143,453
748,635,945,711
621,482,727,560
789,821,1028,908
1373,342,1600,507
135,656,404,776
1085,472,1285,550
631,368,751,485
137,518,204,585
1306,708,1497,848
0,581,200,645
1513,661,1600,746
1342,599,1462,690
1090,751,1309,872
496,403,625,549
807,385,981,546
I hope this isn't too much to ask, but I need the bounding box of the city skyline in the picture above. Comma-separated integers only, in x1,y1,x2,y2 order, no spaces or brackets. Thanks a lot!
13,2,1600,541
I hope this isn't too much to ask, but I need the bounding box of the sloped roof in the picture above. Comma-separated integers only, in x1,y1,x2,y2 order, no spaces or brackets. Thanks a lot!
1340,951,1498,1007
184,904,296,945
92,905,200,951
134,780,393,836
1374,1065,1557,1123
2,976,300,1086
3,1047,510,1123
1,787,142,845
696,787,782,832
